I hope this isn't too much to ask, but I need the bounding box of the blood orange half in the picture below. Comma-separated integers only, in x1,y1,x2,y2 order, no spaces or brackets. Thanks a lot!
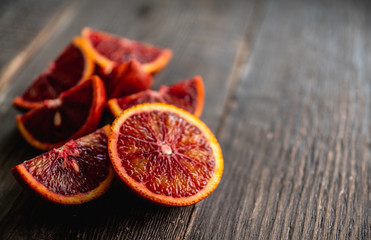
16,75,106,150
108,76,204,118
81,27,172,74
108,103,223,206
13,37,94,110
12,125,114,205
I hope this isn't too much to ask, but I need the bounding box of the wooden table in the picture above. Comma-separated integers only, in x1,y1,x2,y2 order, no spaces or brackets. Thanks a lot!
0,0,370,239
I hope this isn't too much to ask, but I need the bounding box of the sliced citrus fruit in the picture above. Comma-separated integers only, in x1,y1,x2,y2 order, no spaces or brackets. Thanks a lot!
81,27,172,74
108,103,223,206
16,75,106,150
104,59,153,99
13,37,94,110
108,76,204,118
12,125,114,205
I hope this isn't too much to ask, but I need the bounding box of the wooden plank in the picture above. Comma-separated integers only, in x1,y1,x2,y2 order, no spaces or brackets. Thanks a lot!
0,0,69,89
0,0,262,239
0,0,67,70
185,0,371,239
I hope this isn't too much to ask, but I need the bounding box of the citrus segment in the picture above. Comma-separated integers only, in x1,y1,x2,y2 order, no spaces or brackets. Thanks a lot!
16,75,106,150
108,76,204,118
109,103,223,206
13,37,94,110
81,27,172,74
104,59,153,99
12,125,114,205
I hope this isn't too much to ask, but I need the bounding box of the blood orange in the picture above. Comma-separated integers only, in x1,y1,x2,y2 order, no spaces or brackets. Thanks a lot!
16,75,106,150
108,76,204,118
104,59,153,99
108,103,223,206
12,125,114,205
81,27,172,74
13,37,94,110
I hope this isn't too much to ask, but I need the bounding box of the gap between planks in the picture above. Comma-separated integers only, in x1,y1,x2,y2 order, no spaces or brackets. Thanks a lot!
0,0,83,93
214,0,270,139
182,0,270,239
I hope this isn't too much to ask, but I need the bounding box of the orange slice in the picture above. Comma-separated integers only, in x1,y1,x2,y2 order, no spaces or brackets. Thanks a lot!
13,37,94,110
16,75,106,150
12,125,114,205
81,27,172,74
108,76,204,118
108,103,223,206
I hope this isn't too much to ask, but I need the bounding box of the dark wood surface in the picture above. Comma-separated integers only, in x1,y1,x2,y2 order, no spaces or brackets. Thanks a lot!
0,0,68,90
0,0,370,239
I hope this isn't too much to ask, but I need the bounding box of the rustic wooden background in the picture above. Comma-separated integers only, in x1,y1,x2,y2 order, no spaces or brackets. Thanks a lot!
0,0,370,239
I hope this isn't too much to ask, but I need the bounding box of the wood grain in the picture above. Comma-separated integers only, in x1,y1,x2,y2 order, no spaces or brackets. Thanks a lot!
0,0,68,89
185,0,371,239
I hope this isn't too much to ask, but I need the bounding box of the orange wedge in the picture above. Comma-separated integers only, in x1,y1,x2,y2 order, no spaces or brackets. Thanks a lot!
81,27,172,74
12,125,114,205
16,75,106,150
108,76,204,118
13,37,94,110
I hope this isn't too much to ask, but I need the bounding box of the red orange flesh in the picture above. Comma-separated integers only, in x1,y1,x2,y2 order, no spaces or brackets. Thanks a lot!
108,103,223,206
12,125,114,205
